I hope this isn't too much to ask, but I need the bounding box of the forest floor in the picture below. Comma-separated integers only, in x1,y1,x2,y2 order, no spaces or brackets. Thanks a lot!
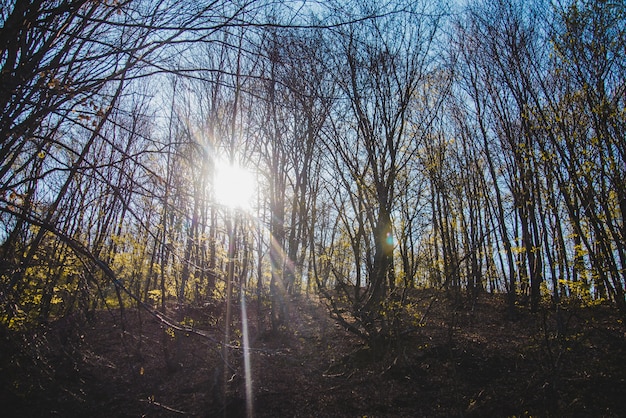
2,289,626,417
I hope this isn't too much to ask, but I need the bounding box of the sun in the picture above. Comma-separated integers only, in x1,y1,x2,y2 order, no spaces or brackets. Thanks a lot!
213,159,255,211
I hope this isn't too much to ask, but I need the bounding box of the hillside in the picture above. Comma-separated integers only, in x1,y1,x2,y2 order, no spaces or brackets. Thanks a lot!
2,291,625,417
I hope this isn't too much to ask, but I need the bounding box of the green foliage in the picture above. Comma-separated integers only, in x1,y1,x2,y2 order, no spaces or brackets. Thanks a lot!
147,289,162,306
404,301,424,328
560,279,606,307
181,316,195,328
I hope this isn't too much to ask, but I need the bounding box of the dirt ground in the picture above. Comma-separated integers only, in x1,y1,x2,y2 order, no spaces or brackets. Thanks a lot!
2,290,626,417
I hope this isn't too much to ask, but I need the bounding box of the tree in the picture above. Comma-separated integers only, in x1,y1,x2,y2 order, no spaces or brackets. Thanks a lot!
0,0,257,326
540,0,626,311
315,0,445,344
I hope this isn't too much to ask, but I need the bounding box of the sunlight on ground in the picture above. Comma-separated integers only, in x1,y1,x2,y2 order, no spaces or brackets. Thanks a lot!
213,159,255,211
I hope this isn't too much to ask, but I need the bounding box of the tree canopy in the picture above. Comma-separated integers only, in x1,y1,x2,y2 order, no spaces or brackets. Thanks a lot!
1,0,625,415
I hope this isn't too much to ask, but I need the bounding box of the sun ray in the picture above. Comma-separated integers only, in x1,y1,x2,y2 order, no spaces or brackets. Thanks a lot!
240,290,254,417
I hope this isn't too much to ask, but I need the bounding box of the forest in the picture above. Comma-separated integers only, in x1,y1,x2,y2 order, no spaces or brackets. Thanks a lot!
1,0,625,416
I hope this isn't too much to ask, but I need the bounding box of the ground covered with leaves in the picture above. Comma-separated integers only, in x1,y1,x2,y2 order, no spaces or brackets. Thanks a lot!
2,290,626,417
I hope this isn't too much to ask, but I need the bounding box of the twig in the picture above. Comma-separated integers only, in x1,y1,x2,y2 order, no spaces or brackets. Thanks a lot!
140,397,187,415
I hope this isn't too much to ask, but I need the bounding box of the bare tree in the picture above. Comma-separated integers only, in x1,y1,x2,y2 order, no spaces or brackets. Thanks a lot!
315,0,445,344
